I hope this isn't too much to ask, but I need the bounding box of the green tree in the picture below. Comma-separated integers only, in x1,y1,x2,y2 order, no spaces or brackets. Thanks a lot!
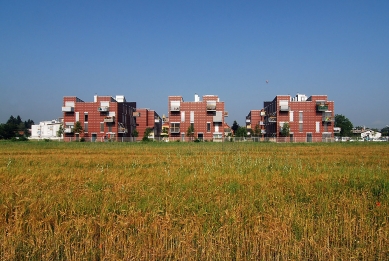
231,121,239,136
335,114,353,137
280,122,290,137
132,129,139,138
142,128,153,141
57,123,64,138
253,124,261,137
235,126,247,137
73,121,83,134
381,126,389,136
186,124,195,141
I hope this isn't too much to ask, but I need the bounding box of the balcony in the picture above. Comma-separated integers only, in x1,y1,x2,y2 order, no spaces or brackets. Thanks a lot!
268,116,277,123
224,111,229,117
260,121,264,126
64,128,73,133
104,116,115,123
260,111,266,116
206,101,216,111
213,111,223,122
279,105,290,111
170,106,180,111
98,106,109,112
62,106,74,112
155,117,161,123
118,127,127,133
316,102,329,111
322,113,334,122
246,119,251,123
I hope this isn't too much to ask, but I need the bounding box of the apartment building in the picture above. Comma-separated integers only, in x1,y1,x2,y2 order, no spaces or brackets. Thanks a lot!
245,109,266,136
168,94,227,141
261,93,334,142
30,119,63,140
136,108,162,141
62,95,137,141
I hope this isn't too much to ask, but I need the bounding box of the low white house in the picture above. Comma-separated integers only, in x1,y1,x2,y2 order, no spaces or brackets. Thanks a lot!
361,130,381,140
30,119,63,140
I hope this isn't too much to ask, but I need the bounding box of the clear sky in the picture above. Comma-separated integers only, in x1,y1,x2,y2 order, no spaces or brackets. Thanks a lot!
1,1,388,129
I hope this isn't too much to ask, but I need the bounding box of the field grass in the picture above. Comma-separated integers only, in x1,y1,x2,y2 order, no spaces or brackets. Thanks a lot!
1,141,388,260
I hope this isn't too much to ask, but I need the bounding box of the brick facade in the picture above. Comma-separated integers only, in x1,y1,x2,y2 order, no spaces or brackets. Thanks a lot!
168,94,227,141
62,95,136,141
261,94,335,142
136,108,162,141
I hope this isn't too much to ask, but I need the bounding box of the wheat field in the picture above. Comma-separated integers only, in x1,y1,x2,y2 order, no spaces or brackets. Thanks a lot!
1,141,388,260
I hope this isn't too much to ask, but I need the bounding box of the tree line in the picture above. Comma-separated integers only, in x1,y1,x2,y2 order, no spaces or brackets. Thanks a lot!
0,115,35,140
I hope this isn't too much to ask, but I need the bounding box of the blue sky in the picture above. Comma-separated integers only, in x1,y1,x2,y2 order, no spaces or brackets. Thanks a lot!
1,1,388,128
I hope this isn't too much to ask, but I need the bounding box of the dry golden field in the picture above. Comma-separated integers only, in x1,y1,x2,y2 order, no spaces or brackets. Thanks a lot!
1,141,388,260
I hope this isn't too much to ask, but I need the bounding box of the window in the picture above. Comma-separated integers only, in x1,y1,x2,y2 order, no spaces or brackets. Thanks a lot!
181,111,185,122
289,111,294,122
100,122,104,132
207,122,211,132
299,123,303,132
84,122,88,133
316,122,320,133
108,123,112,132
170,122,180,133
190,111,194,123
299,112,303,122
84,113,88,122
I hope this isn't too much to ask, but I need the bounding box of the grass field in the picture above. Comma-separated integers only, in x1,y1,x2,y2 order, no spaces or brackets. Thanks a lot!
1,141,388,260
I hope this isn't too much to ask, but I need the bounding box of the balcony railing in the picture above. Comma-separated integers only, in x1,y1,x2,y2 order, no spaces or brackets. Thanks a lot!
104,116,115,123
224,111,229,117
118,127,127,133
170,106,180,111
322,115,334,122
279,105,290,111
316,104,328,111
268,116,277,123
98,106,109,112
206,101,216,111
62,106,74,112
64,128,73,133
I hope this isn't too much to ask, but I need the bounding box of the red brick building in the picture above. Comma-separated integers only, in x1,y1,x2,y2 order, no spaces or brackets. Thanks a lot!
62,95,137,141
245,109,266,137
136,108,162,141
168,94,227,141
261,93,335,142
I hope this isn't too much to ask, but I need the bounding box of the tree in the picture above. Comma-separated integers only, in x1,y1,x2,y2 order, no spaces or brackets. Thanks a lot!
73,121,83,134
235,126,248,138
381,126,389,136
132,129,139,138
186,124,195,141
231,121,239,136
0,115,34,139
335,114,353,137
57,123,64,138
142,127,153,141
280,122,290,137
253,124,261,137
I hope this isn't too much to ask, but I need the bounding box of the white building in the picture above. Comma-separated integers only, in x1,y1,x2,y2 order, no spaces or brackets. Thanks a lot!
30,119,63,140
361,130,381,140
